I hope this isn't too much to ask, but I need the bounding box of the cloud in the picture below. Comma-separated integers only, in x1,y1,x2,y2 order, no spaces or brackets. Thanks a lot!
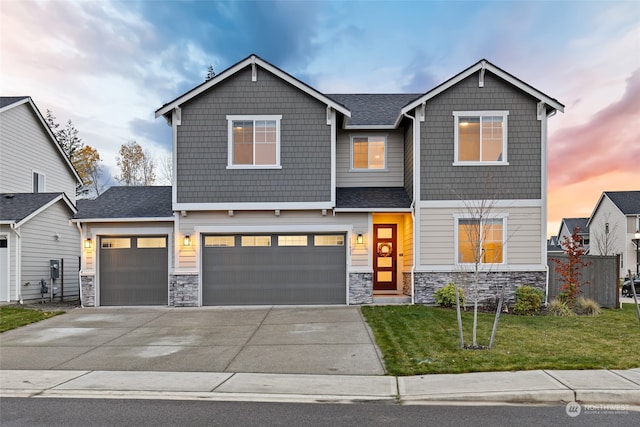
548,68,640,189
129,118,172,150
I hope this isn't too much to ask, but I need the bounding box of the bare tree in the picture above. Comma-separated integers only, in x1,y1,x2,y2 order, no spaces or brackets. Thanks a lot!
158,153,173,185
591,214,619,256
115,141,156,186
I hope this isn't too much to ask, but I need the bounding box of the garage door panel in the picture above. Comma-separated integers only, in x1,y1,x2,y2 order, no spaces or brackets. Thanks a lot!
99,236,168,306
203,233,346,305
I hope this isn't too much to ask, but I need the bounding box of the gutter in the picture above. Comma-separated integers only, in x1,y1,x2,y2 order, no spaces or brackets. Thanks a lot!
10,223,22,304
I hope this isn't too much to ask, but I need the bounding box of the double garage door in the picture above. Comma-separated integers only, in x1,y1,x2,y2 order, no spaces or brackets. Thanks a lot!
202,233,347,305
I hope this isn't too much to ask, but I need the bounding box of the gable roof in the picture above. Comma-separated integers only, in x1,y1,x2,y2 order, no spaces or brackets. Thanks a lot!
327,93,421,128
559,217,589,236
0,193,76,227
335,187,412,211
156,54,351,121
587,190,640,227
74,186,173,221
399,59,564,124
0,96,82,185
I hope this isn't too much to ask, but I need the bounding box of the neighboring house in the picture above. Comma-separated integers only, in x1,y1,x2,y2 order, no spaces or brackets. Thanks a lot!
0,96,82,303
75,54,563,307
547,236,562,255
556,217,590,252
587,191,640,278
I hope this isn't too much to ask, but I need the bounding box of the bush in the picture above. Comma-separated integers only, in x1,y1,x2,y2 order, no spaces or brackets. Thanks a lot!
513,285,544,315
575,297,601,316
547,298,575,317
434,283,465,308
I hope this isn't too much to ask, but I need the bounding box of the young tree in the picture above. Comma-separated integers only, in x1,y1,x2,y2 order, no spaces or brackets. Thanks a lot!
205,64,216,81
115,141,156,186
552,226,592,305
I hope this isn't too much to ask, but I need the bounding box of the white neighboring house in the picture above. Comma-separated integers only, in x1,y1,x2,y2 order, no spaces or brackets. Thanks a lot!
0,96,82,303
587,191,640,278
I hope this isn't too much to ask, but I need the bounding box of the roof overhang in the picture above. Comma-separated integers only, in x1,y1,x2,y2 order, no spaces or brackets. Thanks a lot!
72,217,175,223
398,59,565,123
10,193,77,228
333,208,412,213
155,54,351,122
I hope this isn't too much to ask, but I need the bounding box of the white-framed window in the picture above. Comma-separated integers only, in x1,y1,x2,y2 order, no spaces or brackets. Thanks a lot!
32,171,45,193
227,115,281,168
453,111,508,165
350,135,386,170
455,217,505,264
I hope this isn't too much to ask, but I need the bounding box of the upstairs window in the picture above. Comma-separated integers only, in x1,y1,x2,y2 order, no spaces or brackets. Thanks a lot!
351,136,386,170
33,172,45,193
453,111,508,165
227,115,281,168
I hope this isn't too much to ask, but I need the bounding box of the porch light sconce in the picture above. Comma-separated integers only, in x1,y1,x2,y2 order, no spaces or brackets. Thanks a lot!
356,233,364,245
84,238,92,249
183,234,191,247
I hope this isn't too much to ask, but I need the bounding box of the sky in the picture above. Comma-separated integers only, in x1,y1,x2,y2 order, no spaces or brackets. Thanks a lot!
1,0,638,237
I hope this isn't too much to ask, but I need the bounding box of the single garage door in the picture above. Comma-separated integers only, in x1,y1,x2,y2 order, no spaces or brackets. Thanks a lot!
99,236,168,305
202,233,346,305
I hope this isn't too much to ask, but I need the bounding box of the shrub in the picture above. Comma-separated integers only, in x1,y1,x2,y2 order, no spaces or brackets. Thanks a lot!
434,283,465,308
513,285,544,316
575,297,601,316
547,298,575,317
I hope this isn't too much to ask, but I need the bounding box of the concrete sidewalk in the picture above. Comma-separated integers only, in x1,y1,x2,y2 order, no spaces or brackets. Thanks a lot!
2,368,639,405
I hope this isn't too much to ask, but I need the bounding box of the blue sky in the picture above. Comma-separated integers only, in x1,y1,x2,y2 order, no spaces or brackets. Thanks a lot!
1,0,639,234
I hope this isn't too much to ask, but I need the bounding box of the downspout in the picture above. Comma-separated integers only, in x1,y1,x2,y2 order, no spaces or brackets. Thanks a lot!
10,223,22,304
542,106,557,305
76,222,84,307
403,111,418,305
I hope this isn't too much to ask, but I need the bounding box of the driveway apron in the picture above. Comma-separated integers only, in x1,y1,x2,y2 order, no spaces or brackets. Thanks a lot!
0,306,385,375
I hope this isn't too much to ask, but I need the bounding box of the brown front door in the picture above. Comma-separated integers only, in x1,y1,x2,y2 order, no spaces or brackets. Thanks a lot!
373,224,397,291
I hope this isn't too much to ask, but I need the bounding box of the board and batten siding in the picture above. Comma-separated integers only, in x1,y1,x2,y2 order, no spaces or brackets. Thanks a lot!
0,103,77,203
176,66,332,204
18,201,80,301
336,129,405,187
419,205,543,267
177,211,369,271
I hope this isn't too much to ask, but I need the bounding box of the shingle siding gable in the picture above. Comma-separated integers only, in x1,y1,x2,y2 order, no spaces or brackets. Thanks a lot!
420,71,542,200
176,66,332,204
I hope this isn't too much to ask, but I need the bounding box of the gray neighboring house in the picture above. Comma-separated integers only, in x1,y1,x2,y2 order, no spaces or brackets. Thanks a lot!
0,96,82,303
75,54,564,307
556,217,590,252
587,191,640,277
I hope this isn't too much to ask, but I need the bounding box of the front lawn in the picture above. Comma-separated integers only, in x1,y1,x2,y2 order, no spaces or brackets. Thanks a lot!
361,304,640,376
0,306,64,333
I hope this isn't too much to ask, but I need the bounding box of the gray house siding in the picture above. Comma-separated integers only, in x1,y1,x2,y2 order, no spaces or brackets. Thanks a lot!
403,120,414,199
420,72,542,200
176,66,332,204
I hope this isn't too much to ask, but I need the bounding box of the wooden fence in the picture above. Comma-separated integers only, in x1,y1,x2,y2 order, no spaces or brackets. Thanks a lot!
547,255,620,308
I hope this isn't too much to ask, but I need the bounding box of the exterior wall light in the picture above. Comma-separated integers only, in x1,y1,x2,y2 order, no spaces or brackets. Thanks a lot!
356,233,364,245
183,234,191,246
84,238,92,249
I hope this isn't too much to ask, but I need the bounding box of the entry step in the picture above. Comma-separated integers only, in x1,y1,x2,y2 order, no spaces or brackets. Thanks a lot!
372,295,411,305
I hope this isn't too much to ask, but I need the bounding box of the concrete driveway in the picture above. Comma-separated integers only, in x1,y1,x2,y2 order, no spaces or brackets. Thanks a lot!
0,306,385,375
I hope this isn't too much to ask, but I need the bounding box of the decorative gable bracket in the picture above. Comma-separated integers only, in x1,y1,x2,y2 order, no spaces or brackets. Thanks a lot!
536,102,546,121
479,60,487,88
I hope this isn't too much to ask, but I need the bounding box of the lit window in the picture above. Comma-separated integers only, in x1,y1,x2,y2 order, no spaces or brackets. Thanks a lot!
454,112,508,164
137,237,166,248
314,235,345,246
101,238,131,249
278,235,308,246
227,115,281,167
204,236,235,247
457,219,503,264
351,136,386,170
241,236,271,247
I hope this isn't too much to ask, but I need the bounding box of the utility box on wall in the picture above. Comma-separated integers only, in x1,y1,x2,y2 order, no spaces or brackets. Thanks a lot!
50,259,60,279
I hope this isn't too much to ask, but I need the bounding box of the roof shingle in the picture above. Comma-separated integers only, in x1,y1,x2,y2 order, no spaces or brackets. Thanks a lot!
605,191,640,215
74,186,173,219
0,193,63,222
336,187,411,209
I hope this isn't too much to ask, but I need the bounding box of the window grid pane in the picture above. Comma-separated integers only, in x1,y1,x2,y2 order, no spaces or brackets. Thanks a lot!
457,115,504,162
101,238,131,249
314,235,345,246
137,237,166,248
277,235,308,246
458,219,503,264
204,236,235,247
241,236,271,247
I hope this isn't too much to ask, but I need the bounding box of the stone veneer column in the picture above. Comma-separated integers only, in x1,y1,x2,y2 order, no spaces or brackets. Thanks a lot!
348,272,373,304
169,274,199,307
80,275,95,307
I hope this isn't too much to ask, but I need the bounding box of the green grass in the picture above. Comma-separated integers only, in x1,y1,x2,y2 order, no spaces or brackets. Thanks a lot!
361,304,640,376
0,306,64,333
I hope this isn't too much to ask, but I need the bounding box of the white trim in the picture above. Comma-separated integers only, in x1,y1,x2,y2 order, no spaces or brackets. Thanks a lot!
453,111,509,165
334,208,412,213
155,54,351,119
414,264,547,273
0,233,9,302
73,217,174,223
344,125,396,130
453,215,508,266
172,108,179,207
89,226,174,236
418,199,542,208
540,106,548,263
226,115,282,168
15,193,77,228
31,169,46,193
330,108,337,206
174,202,333,211
195,224,353,234
349,134,388,171
399,60,564,117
